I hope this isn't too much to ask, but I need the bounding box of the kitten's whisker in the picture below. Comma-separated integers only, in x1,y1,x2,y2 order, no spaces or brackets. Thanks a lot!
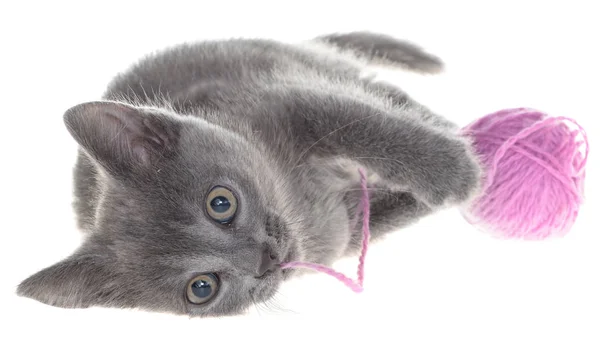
349,156,407,166
249,293,265,317
260,295,284,315
342,187,400,198
289,156,392,170
267,290,296,315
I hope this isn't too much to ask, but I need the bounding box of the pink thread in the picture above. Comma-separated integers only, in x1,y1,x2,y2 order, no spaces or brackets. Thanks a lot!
280,168,371,293
461,108,589,239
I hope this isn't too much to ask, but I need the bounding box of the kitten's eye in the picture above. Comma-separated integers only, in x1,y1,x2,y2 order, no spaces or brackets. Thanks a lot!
187,273,219,304
206,186,237,224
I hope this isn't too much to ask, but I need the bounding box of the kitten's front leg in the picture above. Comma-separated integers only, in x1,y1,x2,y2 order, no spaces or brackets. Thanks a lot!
364,80,458,132
283,93,482,208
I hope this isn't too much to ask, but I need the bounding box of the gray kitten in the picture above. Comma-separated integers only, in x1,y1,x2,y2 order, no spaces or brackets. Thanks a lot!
17,32,481,317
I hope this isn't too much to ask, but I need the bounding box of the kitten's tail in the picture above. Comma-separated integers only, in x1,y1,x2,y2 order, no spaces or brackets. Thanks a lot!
315,31,443,74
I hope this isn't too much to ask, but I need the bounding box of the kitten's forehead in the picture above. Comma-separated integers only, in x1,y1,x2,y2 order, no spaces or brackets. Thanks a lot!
173,117,284,200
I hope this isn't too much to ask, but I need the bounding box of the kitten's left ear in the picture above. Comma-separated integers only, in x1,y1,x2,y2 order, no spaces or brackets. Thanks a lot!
63,101,180,175
16,249,120,308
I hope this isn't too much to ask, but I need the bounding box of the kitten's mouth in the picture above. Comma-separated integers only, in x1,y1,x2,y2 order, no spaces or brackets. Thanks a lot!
282,250,293,264
279,247,298,278
250,267,284,303
256,268,280,280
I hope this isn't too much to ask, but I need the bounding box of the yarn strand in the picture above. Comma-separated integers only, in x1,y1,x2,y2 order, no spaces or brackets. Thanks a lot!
280,168,371,293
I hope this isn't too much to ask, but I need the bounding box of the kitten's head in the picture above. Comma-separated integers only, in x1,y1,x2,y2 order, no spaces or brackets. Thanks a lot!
17,101,303,316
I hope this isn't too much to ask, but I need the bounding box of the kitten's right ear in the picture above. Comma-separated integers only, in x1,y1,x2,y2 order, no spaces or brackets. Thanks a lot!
63,101,180,175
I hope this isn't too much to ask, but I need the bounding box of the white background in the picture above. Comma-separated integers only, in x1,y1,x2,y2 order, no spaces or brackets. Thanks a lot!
1,0,598,336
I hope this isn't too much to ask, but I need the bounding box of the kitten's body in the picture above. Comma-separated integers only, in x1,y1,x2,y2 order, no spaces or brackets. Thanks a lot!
18,32,481,316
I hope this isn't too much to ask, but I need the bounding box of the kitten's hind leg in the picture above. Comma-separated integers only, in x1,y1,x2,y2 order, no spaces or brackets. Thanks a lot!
344,186,432,253
368,189,432,237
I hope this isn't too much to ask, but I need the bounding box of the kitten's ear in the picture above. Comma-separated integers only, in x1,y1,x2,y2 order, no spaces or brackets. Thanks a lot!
16,251,119,308
63,101,180,174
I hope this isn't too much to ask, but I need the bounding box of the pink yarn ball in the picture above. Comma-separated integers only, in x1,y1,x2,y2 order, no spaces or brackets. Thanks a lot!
461,108,589,240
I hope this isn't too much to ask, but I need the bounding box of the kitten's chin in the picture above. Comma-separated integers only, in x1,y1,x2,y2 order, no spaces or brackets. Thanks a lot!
250,269,284,303
281,267,294,279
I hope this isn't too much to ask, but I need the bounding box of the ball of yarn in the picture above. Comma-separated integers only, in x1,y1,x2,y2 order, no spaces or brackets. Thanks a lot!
461,108,589,240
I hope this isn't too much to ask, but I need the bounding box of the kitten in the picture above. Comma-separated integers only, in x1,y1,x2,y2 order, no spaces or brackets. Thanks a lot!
17,32,481,317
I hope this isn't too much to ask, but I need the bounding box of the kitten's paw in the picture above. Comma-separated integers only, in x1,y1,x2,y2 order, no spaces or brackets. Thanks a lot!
413,136,482,208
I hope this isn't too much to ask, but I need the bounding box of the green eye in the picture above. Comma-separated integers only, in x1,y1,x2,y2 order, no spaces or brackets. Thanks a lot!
206,186,237,224
187,273,219,304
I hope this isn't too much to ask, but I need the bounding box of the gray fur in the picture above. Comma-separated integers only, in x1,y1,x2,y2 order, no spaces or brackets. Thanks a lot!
17,32,481,317
316,31,444,73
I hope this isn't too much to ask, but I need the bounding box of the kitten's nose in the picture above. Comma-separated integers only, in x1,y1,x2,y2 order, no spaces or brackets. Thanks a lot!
256,247,279,278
